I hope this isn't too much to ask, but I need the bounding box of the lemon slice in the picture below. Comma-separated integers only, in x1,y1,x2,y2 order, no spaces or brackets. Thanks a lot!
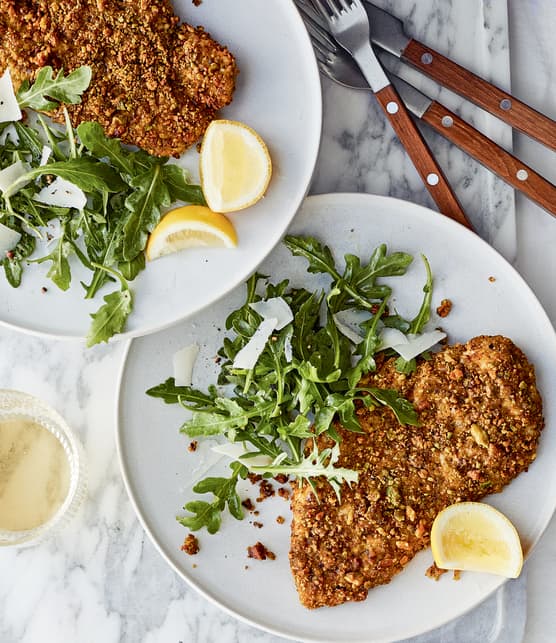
200,119,272,213
146,205,237,261
431,502,523,578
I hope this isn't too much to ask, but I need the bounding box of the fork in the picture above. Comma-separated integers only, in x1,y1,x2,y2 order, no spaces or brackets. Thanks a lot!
306,0,472,229
297,0,556,220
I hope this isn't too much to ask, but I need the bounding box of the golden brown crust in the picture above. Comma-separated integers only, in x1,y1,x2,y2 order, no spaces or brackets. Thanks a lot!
289,336,544,609
0,0,238,156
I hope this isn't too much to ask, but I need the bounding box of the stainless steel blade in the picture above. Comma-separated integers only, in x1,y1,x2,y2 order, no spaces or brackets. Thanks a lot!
363,2,410,57
388,75,433,118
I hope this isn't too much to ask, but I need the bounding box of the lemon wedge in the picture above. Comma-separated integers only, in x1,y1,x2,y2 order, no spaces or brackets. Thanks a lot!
146,205,237,261
431,502,523,578
200,119,272,213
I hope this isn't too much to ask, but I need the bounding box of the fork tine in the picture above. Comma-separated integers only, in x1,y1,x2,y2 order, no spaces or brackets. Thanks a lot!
295,1,338,51
311,0,338,20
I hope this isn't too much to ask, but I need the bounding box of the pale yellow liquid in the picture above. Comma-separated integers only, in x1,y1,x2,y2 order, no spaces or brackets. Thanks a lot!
0,417,70,531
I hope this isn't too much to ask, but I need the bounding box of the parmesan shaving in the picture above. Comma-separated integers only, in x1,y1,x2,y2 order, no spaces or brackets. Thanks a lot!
211,442,273,468
0,69,22,124
0,222,21,255
172,343,199,387
0,160,32,197
380,328,446,361
232,317,277,370
34,177,87,210
249,297,293,330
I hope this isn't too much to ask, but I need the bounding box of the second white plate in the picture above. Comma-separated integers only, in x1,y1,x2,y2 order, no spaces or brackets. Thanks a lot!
117,194,556,642
0,0,322,340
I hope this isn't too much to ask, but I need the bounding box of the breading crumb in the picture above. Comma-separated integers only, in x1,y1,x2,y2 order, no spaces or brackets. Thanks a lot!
247,542,276,561
181,533,200,556
436,298,452,318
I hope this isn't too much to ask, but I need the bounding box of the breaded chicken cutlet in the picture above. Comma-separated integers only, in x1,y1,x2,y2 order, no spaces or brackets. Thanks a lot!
290,336,543,609
0,0,238,157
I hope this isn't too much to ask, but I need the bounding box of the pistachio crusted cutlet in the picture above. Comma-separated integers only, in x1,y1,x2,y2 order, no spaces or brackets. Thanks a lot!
0,0,238,157
289,336,543,609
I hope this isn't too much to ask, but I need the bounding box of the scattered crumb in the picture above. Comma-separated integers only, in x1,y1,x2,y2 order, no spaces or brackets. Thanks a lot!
241,498,254,511
436,298,452,318
256,480,275,502
41,286,48,294
213,356,222,364
247,472,263,485
192,0,202,6
425,562,448,581
192,564,197,569
276,516,285,525
453,570,462,581
244,565,249,570
277,487,290,501
489,276,496,282
273,474,289,484
188,441,198,453
253,510,260,516
253,521,263,529
181,533,200,556
247,541,276,561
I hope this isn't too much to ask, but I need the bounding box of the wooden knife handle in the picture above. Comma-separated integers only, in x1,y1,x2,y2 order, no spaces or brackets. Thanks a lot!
403,39,556,152
374,84,472,229
422,101,556,218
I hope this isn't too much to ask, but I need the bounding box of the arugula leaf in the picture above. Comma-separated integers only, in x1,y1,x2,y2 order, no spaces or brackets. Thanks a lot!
177,464,244,534
86,286,133,347
1,233,35,287
26,158,126,193
162,164,206,205
284,235,340,279
122,163,170,260
17,66,92,110
77,122,134,176
359,387,421,426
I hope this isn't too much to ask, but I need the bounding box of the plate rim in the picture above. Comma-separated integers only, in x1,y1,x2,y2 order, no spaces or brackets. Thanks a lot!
0,0,323,343
115,192,556,642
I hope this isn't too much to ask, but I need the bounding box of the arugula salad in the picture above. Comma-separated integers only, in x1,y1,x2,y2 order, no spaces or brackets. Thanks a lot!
147,235,446,534
0,66,204,345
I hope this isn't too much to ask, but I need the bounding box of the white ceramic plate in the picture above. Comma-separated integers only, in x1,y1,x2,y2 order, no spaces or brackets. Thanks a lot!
116,194,556,643
0,0,321,340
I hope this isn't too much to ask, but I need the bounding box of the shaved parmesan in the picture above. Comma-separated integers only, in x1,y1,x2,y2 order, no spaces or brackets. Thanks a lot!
249,297,293,330
284,331,293,363
0,222,21,255
333,309,373,344
211,442,273,468
380,328,446,361
233,317,277,370
0,123,19,146
379,327,407,349
34,177,87,210
40,145,52,166
0,160,32,197
0,69,22,124
172,343,199,387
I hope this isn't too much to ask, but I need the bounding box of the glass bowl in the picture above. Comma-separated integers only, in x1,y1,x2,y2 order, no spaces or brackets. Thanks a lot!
0,389,86,548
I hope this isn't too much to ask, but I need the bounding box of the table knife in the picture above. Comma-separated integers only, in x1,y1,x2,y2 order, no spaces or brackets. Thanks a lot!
363,1,556,152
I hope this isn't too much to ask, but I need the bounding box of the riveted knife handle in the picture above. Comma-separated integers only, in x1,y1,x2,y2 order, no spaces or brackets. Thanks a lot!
422,101,556,218
403,39,556,152
374,84,472,229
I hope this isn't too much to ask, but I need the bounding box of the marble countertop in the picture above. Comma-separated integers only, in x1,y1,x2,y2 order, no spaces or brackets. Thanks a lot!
1,1,555,642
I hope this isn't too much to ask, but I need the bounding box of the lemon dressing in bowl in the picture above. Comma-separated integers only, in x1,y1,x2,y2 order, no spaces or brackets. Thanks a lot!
0,390,86,547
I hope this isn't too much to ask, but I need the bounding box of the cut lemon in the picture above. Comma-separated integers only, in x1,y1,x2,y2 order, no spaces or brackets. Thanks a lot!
431,502,523,578
200,119,272,213
146,205,237,261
